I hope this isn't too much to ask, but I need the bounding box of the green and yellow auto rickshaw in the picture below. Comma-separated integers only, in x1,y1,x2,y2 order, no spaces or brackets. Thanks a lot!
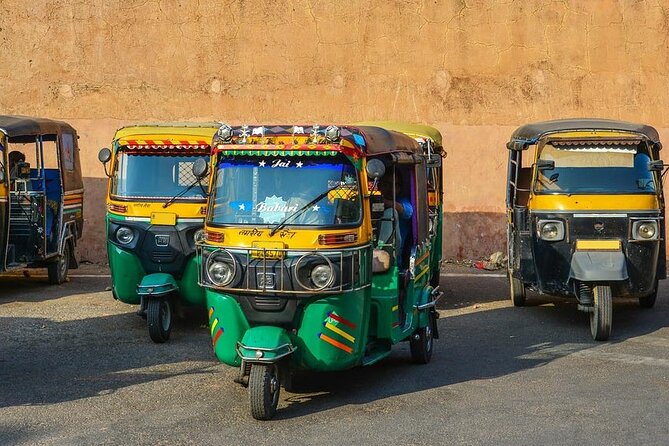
195,123,444,419
98,123,219,343
0,116,84,284
506,119,665,341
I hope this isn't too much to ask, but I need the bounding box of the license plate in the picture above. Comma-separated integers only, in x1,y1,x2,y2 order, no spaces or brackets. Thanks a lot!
250,241,285,259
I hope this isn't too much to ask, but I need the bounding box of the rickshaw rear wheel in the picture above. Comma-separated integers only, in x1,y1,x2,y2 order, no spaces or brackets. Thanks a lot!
410,315,434,364
47,245,70,285
249,363,280,420
509,274,526,307
590,285,612,341
639,281,658,308
147,298,172,343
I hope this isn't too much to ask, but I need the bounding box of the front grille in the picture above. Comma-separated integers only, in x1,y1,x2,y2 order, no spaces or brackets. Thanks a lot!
152,251,175,263
252,296,283,310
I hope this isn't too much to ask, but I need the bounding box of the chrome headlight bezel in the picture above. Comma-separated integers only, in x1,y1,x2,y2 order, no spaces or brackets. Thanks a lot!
537,219,565,242
194,228,206,243
205,249,237,287
632,220,659,241
310,264,334,289
115,226,135,245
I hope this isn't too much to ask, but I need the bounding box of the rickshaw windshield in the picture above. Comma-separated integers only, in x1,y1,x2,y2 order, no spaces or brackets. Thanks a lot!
209,154,361,226
110,151,209,200
534,143,657,194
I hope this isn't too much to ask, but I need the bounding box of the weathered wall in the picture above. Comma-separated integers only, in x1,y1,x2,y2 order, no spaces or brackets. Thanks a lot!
2,0,669,262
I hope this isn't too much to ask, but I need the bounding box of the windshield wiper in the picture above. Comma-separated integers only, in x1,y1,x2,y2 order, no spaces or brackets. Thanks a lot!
162,179,206,208
269,184,340,236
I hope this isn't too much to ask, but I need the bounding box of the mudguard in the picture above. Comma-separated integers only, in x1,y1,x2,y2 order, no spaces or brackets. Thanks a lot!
569,251,628,282
237,326,295,364
137,273,178,297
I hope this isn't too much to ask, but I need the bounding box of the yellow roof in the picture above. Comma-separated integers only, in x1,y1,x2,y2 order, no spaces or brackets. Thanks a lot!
113,122,221,142
354,121,443,147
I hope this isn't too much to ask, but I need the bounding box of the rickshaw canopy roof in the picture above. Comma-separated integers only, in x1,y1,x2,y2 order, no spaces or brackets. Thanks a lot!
355,121,443,147
0,115,77,138
350,126,422,155
113,122,221,141
508,119,661,149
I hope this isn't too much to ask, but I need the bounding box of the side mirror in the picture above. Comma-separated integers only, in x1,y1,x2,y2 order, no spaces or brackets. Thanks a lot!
98,148,112,164
98,148,112,177
192,158,209,179
649,160,665,171
536,159,555,171
366,159,386,180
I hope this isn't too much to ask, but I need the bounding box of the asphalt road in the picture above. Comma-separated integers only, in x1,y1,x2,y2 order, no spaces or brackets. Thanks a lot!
1,267,668,445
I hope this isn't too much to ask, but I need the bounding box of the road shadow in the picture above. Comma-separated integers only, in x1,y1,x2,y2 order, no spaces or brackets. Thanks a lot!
0,274,109,304
267,277,669,419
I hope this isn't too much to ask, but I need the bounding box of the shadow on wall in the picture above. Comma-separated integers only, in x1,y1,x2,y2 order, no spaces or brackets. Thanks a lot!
442,211,506,260
79,177,108,264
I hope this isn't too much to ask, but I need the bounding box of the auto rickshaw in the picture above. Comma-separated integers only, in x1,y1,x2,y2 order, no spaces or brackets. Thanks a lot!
506,118,665,341
98,123,219,343
195,123,444,419
0,116,84,284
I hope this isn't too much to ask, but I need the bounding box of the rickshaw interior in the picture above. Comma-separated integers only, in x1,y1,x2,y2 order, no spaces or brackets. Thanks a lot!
5,134,65,265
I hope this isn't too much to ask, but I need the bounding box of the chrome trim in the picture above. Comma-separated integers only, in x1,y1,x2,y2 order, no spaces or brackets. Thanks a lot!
198,243,371,295
415,290,444,310
235,341,296,363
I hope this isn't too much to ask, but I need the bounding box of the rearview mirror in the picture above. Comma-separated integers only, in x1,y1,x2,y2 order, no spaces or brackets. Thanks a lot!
192,158,209,179
536,159,555,171
366,159,386,180
98,148,112,164
649,160,665,171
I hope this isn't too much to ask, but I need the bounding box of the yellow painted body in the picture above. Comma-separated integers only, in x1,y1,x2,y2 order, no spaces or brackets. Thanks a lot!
575,240,622,251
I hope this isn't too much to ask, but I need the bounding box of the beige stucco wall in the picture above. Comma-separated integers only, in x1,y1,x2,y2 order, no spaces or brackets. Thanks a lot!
2,0,669,262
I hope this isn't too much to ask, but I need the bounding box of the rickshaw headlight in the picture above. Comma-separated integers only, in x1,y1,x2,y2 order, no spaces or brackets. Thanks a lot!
538,220,564,241
207,261,234,286
311,264,333,288
633,220,659,240
194,229,206,243
116,226,135,245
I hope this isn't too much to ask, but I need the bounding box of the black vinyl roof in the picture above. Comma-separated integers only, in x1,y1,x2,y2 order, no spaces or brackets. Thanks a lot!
0,115,77,138
508,118,660,148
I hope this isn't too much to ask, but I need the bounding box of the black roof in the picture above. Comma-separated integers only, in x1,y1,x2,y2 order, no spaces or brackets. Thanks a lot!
508,118,660,148
0,115,77,138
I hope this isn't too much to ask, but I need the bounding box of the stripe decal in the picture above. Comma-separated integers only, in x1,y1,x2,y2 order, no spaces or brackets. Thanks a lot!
327,311,357,329
415,265,431,281
415,250,430,266
208,307,214,319
212,328,224,348
324,322,355,343
318,333,353,353
391,305,399,312
210,318,219,336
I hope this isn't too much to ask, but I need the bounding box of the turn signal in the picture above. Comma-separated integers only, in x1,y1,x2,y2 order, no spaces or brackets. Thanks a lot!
108,203,127,213
206,231,224,243
318,233,357,245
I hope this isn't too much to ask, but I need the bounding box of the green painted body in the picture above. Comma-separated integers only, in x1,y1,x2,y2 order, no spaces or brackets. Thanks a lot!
106,213,205,306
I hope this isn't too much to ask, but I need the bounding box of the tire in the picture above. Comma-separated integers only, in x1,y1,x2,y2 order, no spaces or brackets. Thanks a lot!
639,282,658,308
509,274,526,307
47,245,70,285
410,317,434,364
147,298,172,343
249,364,280,420
590,285,612,341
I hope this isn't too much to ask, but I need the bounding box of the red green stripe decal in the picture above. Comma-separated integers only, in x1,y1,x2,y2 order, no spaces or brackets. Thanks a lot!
327,312,356,329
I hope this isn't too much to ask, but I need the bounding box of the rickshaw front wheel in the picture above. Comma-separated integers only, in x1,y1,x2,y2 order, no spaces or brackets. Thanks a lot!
410,315,434,364
590,285,612,341
47,245,70,285
249,363,280,420
147,298,173,343
509,274,526,307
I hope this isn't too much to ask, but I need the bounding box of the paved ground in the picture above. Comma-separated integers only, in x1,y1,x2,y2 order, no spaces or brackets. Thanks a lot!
1,265,668,445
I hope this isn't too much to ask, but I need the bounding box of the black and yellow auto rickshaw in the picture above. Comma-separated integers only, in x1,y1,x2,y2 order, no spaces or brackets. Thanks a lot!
195,123,444,419
0,116,84,283
98,123,219,343
506,119,665,340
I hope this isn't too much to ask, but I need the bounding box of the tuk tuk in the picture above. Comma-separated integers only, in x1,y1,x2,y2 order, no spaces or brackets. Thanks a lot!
506,119,665,341
195,123,444,419
0,116,84,284
98,123,219,343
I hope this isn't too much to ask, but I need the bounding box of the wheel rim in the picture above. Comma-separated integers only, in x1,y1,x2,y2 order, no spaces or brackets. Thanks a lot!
424,324,433,353
59,250,68,279
160,300,171,332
